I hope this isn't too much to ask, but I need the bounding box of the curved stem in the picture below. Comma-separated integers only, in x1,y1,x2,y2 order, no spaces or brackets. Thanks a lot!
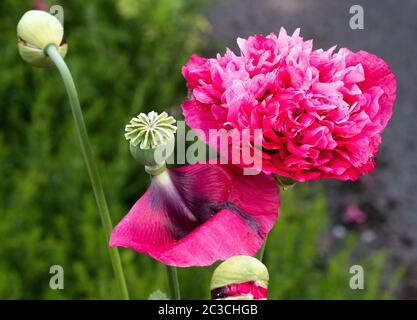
45,45,129,300
166,266,181,300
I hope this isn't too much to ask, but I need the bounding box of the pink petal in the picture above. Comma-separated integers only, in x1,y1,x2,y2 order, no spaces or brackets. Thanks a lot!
109,164,279,267
182,54,211,90
182,98,221,149
345,50,396,128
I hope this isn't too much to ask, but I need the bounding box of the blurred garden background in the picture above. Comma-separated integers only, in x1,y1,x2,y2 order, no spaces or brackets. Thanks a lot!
0,0,415,299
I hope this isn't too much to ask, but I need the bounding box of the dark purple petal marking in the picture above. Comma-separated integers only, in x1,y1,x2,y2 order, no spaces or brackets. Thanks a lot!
148,180,201,239
148,171,263,241
214,202,264,238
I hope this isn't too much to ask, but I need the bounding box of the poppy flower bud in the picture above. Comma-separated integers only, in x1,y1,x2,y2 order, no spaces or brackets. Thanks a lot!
17,10,67,67
125,111,177,173
210,256,269,300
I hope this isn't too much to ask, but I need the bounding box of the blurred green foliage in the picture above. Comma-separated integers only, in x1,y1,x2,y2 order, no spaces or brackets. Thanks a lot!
0,0,401,299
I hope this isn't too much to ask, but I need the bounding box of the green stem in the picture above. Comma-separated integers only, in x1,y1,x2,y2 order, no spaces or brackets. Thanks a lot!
257,235,268,262
46,45,129,300
166,266,181,300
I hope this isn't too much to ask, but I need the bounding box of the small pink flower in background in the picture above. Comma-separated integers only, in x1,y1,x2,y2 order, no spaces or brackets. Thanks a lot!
182,27,396,181
343,203,367,225
110,164,279,267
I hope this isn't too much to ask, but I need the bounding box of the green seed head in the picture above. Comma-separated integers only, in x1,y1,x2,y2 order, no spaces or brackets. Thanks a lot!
125,111,177,169
210,256,269,291
17,10,67,67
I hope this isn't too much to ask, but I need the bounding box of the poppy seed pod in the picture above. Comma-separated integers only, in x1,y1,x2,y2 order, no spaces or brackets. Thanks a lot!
17,10,67,67
210,255,269,300
125,111,177,173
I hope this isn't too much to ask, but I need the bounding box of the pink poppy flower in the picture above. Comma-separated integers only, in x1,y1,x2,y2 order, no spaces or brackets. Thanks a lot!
181,27,396,181
109,164,279,267
343,203,367,225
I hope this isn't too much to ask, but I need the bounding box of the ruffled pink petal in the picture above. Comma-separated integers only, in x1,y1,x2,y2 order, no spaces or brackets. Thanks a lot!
109,164,279,267
345,50,396,128
182,99,221,141
182,54,211,90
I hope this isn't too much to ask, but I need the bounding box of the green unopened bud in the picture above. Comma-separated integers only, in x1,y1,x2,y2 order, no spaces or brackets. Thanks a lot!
125,111,177,173
17,10,67,67
210,256,269,300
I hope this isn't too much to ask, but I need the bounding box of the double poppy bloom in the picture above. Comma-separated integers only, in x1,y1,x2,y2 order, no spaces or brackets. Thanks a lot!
110,27,395,267
182,28,396,181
